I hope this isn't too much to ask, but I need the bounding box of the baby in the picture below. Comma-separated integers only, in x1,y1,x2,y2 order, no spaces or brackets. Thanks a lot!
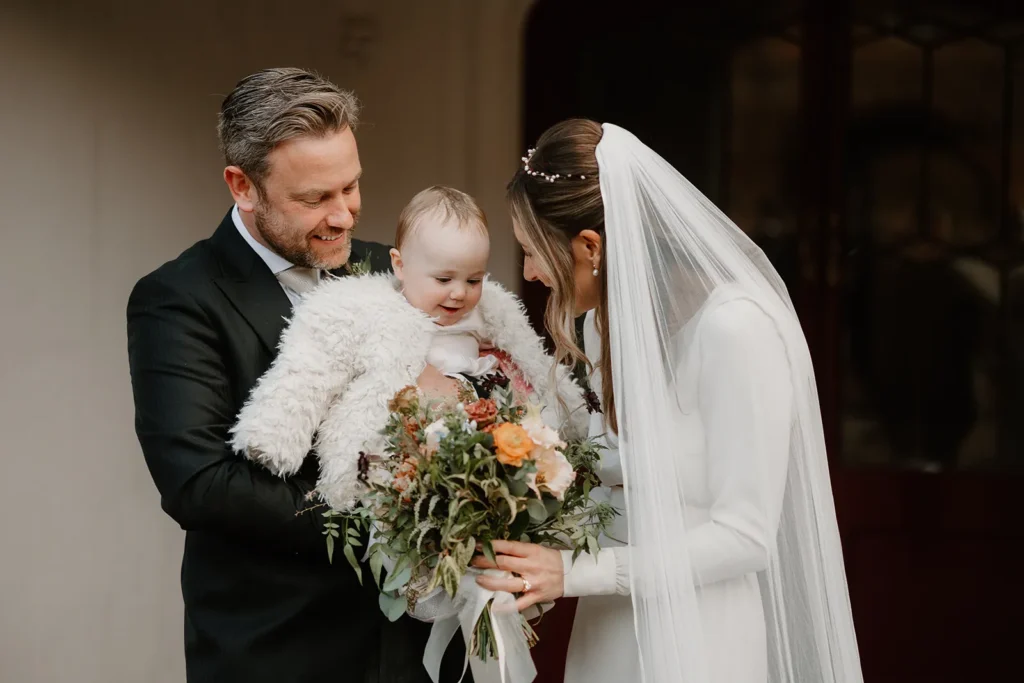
231,186,584,510
390,186,502,399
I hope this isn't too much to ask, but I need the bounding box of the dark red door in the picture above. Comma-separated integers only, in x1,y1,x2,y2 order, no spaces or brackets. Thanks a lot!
520,2,1024,681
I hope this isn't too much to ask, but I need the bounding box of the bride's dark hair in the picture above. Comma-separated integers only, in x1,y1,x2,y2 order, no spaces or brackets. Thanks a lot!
506,119,618,432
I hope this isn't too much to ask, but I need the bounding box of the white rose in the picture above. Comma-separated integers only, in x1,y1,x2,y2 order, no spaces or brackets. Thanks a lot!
423,419,449,454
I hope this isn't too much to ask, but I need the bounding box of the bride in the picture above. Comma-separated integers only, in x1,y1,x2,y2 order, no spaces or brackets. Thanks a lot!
472,120,863,683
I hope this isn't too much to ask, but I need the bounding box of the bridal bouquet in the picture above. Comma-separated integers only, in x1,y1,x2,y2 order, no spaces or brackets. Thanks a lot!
325,378,615,670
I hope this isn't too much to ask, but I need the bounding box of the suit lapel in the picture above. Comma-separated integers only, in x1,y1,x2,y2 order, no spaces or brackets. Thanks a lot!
209,212,293,355
209,214,384,355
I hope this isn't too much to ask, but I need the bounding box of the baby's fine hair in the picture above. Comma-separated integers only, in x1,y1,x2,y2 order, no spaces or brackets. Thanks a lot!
395,186,489,249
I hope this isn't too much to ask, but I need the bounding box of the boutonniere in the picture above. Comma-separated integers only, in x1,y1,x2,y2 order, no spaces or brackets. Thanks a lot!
345,254,372,277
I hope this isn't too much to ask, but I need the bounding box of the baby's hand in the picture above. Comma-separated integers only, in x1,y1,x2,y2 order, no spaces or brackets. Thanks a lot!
417,364,462,400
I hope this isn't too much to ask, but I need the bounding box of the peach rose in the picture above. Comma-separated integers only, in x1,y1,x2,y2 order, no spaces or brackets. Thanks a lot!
491,423,535,467
520,403,566,451
528,448,575,500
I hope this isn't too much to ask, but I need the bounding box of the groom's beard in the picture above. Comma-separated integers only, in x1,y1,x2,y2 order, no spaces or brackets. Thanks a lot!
253,201,359,270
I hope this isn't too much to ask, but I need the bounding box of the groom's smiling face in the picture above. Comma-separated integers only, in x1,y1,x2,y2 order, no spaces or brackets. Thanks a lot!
246,127,363,270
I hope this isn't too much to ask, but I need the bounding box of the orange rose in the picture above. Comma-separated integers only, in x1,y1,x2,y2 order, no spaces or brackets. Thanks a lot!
464,398,498,427
491,423,535,467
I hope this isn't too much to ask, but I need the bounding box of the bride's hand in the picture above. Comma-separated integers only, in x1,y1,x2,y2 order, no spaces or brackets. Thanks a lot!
472,540,564,612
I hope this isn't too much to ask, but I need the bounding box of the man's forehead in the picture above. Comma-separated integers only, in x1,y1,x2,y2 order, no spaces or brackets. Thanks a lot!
265,131,360,187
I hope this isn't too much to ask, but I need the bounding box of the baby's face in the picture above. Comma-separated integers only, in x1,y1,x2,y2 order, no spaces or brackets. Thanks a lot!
391,218,490,326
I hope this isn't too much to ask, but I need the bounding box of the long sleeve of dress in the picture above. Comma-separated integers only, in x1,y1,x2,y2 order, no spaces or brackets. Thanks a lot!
562,298,793,596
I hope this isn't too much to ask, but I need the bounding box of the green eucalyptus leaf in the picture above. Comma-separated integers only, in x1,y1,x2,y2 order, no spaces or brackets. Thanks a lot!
391,553,411,578
526,499,548,523
543,497,563,517
379,591,407,622
507,477,529,497
382,566,412,593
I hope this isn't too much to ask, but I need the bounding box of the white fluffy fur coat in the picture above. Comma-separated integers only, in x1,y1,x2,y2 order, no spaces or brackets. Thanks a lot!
230,273,585,510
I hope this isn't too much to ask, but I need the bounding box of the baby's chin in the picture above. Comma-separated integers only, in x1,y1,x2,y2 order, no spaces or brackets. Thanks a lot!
432,304,475,326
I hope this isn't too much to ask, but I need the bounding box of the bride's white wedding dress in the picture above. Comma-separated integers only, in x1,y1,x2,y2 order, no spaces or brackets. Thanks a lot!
560,285,793,683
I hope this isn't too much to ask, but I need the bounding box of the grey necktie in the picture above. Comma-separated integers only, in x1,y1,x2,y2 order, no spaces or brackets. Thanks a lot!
276,266,321,296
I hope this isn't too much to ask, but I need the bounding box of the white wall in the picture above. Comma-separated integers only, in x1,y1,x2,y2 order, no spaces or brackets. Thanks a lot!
0,1,534,680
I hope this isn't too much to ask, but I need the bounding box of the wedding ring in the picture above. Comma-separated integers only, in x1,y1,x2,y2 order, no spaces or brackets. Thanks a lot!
520,577,532,593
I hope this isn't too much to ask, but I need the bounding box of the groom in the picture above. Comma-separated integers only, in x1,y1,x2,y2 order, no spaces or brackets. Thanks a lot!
127,68,457,682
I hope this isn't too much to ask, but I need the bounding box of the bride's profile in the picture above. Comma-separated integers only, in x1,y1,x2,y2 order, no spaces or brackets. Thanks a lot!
473,119,863,683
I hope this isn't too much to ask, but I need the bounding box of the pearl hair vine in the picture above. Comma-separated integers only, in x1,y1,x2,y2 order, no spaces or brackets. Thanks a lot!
521,147,588,183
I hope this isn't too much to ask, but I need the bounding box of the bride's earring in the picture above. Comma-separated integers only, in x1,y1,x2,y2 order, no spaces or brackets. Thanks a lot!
592,264,599,277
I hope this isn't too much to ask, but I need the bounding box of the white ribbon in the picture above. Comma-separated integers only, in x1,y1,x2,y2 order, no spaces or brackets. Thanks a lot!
422,569,537,683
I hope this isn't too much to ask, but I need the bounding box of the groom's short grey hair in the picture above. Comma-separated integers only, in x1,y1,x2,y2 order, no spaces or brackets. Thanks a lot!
218,67,361,194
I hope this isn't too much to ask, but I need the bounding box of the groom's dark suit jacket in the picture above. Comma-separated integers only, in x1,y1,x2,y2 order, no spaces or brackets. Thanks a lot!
127,211,465,683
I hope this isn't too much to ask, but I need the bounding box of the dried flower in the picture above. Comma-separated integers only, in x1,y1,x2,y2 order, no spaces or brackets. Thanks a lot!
482,349,534,396
583,389,602,414
389,385,420,414
464,398,498,427
357,451,371,483
476,370,510,396
392,457,418,495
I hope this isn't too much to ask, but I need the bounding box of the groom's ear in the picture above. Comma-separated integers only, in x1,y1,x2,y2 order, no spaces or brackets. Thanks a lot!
389,248,404,278
223,166,258,212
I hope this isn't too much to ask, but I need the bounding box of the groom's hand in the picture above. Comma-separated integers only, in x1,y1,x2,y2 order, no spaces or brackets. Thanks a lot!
471,540,564,612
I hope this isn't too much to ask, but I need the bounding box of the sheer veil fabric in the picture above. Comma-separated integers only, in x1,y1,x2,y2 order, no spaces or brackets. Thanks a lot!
597,123,862,683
